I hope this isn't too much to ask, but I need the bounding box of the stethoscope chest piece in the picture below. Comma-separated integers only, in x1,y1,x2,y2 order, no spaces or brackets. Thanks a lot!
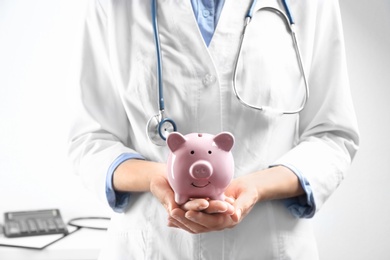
147,112,177,146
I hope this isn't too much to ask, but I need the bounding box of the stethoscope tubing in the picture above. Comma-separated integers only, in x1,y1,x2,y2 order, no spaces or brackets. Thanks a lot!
233,3,309,114
149,0,310,144
149,0,177,144
246,0,293,24
152,0,165,111
281,0,295,24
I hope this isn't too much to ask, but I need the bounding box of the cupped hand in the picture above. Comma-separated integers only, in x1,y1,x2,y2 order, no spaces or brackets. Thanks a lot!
224,174,260,223
149,166,302,234
168,197,237,234
172,174,260,233
150,174,260,234
149,175,204,233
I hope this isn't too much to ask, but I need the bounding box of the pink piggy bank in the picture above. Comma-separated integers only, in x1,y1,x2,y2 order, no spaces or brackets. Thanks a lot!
166,132,235,205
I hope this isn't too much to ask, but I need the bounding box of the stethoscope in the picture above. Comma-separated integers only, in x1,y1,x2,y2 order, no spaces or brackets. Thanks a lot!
147,0,309,146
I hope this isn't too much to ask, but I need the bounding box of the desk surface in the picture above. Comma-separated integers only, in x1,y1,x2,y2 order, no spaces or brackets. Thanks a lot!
0,227,107,260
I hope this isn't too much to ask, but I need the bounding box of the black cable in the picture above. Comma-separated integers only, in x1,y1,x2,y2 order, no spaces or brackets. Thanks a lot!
67,217,110,231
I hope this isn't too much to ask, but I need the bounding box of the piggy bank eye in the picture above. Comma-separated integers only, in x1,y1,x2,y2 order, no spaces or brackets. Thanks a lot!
190,150,195,155
208,150,212,154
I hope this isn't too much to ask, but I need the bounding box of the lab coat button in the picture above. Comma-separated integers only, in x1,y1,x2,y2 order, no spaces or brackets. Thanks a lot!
202,74,216,86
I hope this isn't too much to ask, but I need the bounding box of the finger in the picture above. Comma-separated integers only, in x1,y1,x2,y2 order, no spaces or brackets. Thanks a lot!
230,209,242,223
184,211,234,231
168,215,194,234
202,200,235,215
225,196,235,205
170,208,208,233
181,199,209,212
230,190,257,223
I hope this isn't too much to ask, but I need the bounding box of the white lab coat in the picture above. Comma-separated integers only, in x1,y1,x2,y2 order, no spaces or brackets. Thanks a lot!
69,0,359,259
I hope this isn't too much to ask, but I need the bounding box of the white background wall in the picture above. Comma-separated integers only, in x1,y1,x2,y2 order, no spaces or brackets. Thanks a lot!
313,1,390,259
0,0,109,219
0,1,389,259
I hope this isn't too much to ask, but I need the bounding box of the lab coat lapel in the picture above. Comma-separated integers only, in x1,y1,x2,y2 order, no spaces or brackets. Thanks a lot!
157,1,224,134
207,0,280,80
209,0,280,63
157,0,212,65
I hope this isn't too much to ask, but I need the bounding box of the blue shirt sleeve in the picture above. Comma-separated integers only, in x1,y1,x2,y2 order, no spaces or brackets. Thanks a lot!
271,164,316,218
106,153,145,213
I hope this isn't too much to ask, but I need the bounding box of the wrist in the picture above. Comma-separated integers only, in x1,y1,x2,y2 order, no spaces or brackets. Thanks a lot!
254,166,304,202
113,159,166,193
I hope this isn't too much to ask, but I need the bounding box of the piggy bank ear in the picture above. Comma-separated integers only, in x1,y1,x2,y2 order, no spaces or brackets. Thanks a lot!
167,132,186,152
213,132,235,152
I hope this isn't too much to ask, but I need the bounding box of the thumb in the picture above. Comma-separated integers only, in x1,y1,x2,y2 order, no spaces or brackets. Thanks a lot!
150,175,178,214
230,189,257,223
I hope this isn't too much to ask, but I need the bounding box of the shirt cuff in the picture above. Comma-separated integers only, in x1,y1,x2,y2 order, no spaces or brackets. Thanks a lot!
106,153,145,213
271,163,316,218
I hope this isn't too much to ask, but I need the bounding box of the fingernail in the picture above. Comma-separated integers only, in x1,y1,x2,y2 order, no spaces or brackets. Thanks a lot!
227,204,235,214
236,209,242,221
198,204,208,211
225,197,235,204
171,214,181,221
185,212,195,221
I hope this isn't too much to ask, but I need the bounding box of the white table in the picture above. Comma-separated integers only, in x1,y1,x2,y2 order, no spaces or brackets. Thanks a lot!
0,227,107,260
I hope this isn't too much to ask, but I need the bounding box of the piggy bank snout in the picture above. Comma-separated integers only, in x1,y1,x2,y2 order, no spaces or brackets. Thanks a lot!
189,160,213,179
